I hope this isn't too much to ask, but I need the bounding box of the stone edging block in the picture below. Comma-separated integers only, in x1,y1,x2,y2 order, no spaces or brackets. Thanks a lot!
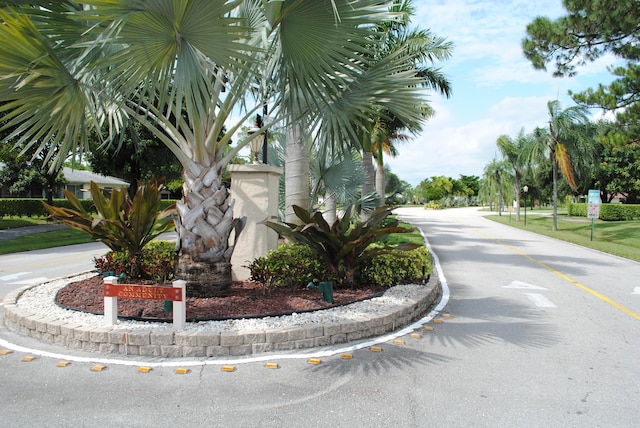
3,277,442,358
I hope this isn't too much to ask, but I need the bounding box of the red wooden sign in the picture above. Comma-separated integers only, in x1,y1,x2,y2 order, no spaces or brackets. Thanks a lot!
103,283,183,301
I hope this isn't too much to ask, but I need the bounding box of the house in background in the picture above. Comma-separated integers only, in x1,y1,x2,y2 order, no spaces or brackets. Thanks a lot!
59,167,129,199
0,164,129,199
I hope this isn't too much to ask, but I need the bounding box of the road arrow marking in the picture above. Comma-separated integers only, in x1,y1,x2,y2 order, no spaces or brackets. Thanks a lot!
524,293,557,308
632,287,640,295
502,281,548,290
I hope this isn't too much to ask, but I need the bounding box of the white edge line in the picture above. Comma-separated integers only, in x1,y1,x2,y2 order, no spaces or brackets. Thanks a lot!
0,227,450,368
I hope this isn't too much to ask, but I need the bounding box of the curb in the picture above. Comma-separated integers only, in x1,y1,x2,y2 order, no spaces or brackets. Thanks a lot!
2,278,442,358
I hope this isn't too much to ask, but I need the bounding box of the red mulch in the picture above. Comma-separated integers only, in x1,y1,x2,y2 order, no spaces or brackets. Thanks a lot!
55,275,386,322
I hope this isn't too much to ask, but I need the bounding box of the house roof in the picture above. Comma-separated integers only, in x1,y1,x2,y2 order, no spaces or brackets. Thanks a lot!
63,167,129,187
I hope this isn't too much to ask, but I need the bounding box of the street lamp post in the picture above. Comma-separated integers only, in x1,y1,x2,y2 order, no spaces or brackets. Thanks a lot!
261,102,268,164
247,124,265,164
523,185,528,226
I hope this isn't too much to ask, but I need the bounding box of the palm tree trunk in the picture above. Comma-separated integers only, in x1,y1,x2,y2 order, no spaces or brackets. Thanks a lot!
375,158,385,207
515,173,521,222
362,151,375,197
285,121,310,224
323,192,337,226
552,156,559,231
175,161,245,297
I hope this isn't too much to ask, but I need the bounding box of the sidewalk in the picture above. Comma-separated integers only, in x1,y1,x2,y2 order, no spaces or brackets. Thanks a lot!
0,224,68,242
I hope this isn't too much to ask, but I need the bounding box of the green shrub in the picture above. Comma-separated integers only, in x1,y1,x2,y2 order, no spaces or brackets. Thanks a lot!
263,203,419,287
248,244,432,290
357,247,432,287
600,203,640,221
247,245,328,292
568,202,587,217
568,202,640,221
0,198,95,217
94,240,177,282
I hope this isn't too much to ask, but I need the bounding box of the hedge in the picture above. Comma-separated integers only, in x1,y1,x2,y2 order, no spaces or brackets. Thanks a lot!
568,202,640,221
0,198,178,218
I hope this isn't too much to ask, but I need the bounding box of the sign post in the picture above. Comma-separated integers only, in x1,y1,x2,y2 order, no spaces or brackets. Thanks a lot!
103,277,186,329
587,189,601,241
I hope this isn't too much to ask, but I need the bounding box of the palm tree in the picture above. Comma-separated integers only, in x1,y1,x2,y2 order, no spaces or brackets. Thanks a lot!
531,100,590,230
363,0,452,204
497,129,533,222
0,1,428,296
310,146,365,225
482,158,511,215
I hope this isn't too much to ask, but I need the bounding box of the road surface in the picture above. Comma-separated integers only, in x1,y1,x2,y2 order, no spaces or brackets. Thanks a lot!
0,207,638,427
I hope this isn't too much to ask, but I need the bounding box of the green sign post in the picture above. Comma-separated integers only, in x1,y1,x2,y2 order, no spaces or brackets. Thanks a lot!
587,189,600,241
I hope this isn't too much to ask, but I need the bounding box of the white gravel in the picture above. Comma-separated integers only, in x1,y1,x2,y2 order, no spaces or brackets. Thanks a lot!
16,273,427,333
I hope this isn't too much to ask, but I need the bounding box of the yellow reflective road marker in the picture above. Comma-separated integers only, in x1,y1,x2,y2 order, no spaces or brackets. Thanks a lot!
442,313,452,318
0,349,13,355
138,367,153,373
221,365,236,372
341,353,353,359
307,358,321,365
424,326,434,331
56,361,71,367
90,365,107,372
175,368,190,374
393,339,405,345
21,355,36,362
265,362,279,369
410,333,422,339
370,346,383,352
433,319,443,323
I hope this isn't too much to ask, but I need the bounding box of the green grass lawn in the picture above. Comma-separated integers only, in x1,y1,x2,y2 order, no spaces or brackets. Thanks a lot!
0,216,49,229
0,216,94,254
486,213,640,263
0,228,94,254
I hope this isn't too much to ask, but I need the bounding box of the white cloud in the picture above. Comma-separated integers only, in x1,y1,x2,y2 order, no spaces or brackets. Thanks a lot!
387,95,553,186
383,0,622,187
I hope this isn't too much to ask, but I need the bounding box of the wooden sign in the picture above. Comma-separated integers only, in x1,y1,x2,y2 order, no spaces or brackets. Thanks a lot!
103,283,183,301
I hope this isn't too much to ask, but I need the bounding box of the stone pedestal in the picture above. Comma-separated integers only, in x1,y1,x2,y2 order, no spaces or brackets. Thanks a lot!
229,164,282,280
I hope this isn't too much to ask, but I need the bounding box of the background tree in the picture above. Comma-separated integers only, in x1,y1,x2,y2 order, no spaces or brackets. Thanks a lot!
456,174,480,205
384,169,412,206
87,122,183,198
497,129,532,222
527,101,592,229
481,158,511,214
357,0,452,207
0,141,66,204
523,0,640,171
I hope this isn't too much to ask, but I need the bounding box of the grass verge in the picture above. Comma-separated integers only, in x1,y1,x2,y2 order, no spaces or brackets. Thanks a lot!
0,216,49,229
0,229,94,255
486,214,640,263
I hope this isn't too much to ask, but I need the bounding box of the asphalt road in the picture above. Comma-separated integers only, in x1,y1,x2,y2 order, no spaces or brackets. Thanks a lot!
0,207,638,427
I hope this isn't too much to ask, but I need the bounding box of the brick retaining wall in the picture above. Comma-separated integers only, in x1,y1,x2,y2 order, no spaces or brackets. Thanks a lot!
2,279,441,358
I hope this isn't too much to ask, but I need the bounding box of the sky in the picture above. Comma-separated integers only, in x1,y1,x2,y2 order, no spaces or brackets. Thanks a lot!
386,0,619,187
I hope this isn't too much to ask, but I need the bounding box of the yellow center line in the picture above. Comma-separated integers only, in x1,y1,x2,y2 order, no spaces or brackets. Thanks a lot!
472,225,640,321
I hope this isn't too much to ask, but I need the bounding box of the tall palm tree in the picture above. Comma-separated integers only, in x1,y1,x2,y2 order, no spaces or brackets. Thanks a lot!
531,100,590,230
364,0,452,204
0,1,429,296
497,129,533,222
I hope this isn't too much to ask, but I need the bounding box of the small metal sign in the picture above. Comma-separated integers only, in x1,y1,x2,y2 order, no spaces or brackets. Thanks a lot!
587,189,600,219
